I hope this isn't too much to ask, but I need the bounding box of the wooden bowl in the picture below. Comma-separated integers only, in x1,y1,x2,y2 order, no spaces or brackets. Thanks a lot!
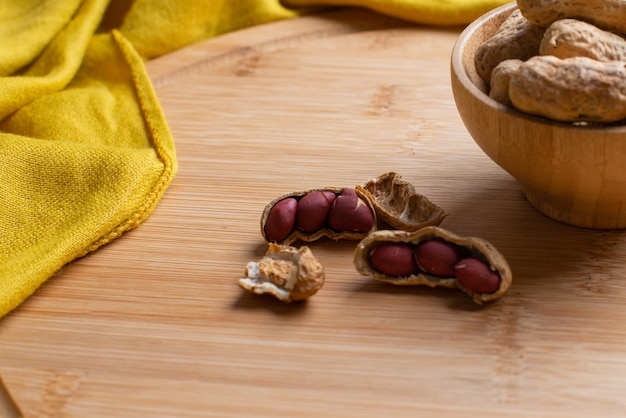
450,2,626,230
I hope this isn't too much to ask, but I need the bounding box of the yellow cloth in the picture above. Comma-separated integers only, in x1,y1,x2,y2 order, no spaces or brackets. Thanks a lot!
0,0,510,318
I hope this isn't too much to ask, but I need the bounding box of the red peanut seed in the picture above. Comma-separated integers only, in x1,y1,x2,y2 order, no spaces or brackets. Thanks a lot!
454,258,501,294
414,240,463,277
327,188,374,233
321,191,337,205
296,191,335,233
264,197,297,242
369,242,418,277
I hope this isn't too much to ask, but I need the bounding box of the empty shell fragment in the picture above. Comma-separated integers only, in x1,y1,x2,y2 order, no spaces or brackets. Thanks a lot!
238,243,325,302
357,172,447,231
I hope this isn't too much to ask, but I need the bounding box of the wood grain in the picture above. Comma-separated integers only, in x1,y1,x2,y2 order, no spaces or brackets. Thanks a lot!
0,375,22,418
1,8,626,417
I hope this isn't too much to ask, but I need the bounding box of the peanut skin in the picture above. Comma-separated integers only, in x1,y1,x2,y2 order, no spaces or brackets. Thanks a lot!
454,258,501,294
509,55,626,122
517,0,626,34
414,240,463,277
327,188,374,233
369,242,418,277
264,197,297,242
540,19,626,61
474,9,545,83
295,191,336,233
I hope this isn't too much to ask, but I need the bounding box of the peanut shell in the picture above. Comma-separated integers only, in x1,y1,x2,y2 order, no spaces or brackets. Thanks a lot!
238,243,325,302
357,172,447,232
509,55,626,123
517,0,626,34
353,226,512,304
540,19,626,62
474,9,545,83
489,59,523,106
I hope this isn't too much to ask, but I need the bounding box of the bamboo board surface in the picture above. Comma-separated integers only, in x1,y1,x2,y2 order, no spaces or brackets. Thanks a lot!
2,8,626,418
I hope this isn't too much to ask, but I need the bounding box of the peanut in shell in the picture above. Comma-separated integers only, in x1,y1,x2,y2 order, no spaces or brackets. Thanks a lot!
509,55,626,123
261,187,377,245
517,0,626,34
353,226,512,304
540,19,626,62
474,9,545,83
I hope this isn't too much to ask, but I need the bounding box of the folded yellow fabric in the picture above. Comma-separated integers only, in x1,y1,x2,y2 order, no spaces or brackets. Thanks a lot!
284,0,512,27
0,0,510,318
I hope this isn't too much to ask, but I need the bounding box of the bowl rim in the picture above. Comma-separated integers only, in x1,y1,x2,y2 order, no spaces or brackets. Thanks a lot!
451,3,515,112
450,1,626,132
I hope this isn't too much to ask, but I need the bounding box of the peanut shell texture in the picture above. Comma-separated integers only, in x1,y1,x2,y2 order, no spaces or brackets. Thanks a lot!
509,55,626,123
473,9,544,83
238,243,325,302
539,19,626,62
517,0,626,34
357,172,447,232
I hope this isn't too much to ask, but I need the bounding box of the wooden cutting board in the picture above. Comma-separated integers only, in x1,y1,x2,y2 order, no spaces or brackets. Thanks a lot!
2,8,626,417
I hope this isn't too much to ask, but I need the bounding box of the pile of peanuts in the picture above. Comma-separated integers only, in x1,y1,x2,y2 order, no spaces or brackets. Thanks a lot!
368,239,501,294
240,174,513,305
475,0,626,123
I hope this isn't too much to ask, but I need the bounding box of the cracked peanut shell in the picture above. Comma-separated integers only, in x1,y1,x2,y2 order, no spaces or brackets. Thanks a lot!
261,187,377,245
238,243,325,302
353,226,512,304
357,172,447,232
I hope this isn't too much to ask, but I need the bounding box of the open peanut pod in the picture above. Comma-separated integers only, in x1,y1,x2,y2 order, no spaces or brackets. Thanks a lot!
357,172,448,232
238,243,325,303
261,187,377,245
353,226,512,304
